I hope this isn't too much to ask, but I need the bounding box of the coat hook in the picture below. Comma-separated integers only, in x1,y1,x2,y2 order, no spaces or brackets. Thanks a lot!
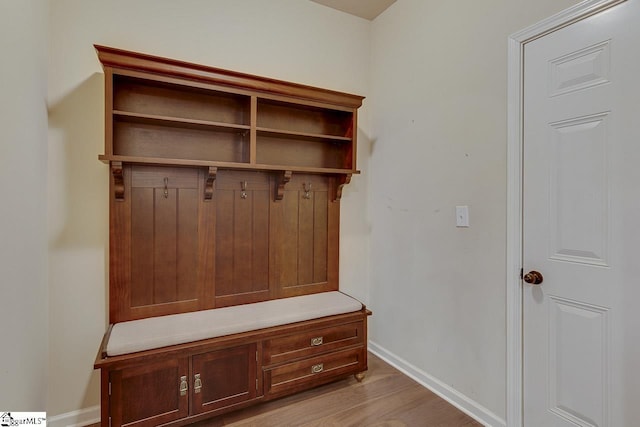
303,182,312,199
163,177,169,198
241,181,248,199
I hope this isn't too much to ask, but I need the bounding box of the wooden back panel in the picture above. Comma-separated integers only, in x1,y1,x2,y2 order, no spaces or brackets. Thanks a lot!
214,171,271,306
110,167,339,322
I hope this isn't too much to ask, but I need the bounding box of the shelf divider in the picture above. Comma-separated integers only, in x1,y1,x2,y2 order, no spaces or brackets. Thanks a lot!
250,96,257,165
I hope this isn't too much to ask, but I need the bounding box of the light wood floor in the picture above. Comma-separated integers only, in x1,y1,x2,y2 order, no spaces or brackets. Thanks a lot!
195,353,482,427
91,353,482,426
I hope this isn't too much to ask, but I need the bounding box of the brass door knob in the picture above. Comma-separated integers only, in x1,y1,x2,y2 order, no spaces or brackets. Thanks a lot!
523,270,543,285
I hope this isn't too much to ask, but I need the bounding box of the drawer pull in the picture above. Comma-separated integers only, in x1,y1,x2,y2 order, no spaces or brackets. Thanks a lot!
311,336,324,346
194,373,202,394
311,363,324,374
179,376,188,396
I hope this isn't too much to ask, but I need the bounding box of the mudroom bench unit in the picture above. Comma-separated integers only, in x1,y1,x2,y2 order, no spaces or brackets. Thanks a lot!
95,292,369,426
93,45,368,427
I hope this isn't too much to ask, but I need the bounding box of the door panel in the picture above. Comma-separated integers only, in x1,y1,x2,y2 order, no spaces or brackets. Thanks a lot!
111,165,206,322
191,344,258,415
214,171,271,306
270,174,337,297
110,358,189,427
523,2,640,426
547,296,608,426
548,113,609,266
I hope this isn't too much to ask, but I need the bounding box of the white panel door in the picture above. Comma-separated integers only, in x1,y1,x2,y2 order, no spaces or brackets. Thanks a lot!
523,1,640,426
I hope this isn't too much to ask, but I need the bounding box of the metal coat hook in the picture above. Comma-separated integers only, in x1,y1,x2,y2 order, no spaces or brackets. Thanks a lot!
303,182,312,199
163,177,169,198
241,181,248,199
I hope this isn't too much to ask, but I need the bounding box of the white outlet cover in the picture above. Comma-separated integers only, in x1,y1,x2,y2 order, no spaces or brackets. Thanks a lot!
456,205,469,227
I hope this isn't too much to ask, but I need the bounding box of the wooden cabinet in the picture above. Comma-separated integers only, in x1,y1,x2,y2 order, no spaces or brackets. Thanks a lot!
106,345,258,427
263,320,366,400
109,358,189,427
191,344,258,415
97,313,368,426
94,45,368,427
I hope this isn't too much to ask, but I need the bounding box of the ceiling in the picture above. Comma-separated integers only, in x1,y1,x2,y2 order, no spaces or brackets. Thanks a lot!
310,0,397,20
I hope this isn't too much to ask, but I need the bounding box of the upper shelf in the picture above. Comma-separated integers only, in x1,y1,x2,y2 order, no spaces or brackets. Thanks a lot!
95,45,364,109
96,45,364,176
99,154,360,175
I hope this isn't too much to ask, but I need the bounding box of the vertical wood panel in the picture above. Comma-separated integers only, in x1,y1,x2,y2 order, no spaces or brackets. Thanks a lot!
215,171,271,304
177,188,198,301
154,188,177,303
280,191,300,288
215,190,235,297
233,191,253,293
200,171,217,310
313,191,328,283
298,191,314,285
252,190,270,293
272,175,336,297
327,180,341,290
130,187,154,307
250,96,257,164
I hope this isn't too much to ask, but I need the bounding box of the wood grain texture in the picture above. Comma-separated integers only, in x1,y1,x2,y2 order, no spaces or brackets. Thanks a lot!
109,357,189,427
190,353,481,427
192,344,258,415
215,171,271,306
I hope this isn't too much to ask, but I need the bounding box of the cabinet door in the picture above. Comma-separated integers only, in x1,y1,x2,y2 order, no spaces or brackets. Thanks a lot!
109,357,189,427
191,343,258,415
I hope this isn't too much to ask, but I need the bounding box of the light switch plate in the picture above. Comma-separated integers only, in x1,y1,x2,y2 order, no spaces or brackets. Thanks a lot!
456,206,469,227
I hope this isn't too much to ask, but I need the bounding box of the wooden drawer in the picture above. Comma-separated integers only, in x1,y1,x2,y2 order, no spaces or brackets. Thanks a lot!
263,320,364,366
264,347,364,399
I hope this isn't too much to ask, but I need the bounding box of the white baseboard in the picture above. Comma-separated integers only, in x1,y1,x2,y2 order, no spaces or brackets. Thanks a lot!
368,341,506,427
47,405,100,427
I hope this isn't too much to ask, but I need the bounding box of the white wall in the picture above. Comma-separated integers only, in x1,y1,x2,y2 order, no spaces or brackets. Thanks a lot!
47,0,372,417
0,0,49,411
368,0,579,422
40,0,597,421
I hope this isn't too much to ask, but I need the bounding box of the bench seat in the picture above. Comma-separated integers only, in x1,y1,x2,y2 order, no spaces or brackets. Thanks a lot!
106,291,363,356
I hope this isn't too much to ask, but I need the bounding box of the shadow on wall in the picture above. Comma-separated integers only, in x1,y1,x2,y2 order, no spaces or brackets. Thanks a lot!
47,72,108,412
48,72,108,250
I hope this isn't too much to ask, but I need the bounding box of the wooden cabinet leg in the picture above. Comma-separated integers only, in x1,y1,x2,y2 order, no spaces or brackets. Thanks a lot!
354,372,366,382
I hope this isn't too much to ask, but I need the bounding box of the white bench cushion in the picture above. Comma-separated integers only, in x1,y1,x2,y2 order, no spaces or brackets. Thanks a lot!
106,291,363,356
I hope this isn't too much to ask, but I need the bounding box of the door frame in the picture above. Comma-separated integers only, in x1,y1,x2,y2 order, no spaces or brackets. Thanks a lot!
506,1,625,426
